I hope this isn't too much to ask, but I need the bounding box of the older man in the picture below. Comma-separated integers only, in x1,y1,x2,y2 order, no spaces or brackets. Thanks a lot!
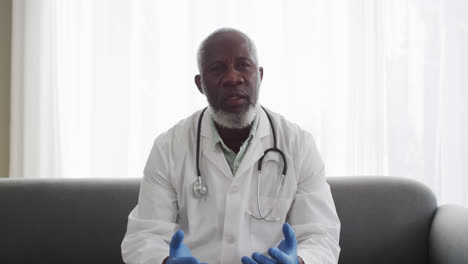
121,28,340,264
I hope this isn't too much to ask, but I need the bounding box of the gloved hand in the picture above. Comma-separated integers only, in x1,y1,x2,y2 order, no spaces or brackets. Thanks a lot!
241,223,299,264
167,230,201,264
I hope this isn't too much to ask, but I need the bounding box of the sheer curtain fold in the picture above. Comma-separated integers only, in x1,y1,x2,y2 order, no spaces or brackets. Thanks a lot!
10,0,468,206
11,0,61,178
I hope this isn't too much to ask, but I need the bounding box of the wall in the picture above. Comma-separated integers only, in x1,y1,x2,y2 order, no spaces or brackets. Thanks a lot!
0,0,12,178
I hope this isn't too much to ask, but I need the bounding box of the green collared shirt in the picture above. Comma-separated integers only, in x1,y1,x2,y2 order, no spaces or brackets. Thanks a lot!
210,111,259,176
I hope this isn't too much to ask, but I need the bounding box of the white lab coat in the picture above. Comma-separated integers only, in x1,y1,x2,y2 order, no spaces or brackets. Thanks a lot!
121,107,341,264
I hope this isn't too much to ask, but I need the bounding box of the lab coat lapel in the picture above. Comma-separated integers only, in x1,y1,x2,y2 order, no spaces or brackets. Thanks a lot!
200,109,233,179
234,108,273,178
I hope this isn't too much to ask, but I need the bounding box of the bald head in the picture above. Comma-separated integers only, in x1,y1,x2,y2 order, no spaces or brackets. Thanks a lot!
196,28,259,72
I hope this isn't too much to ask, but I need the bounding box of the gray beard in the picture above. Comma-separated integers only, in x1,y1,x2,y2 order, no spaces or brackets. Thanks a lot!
209,104,257,129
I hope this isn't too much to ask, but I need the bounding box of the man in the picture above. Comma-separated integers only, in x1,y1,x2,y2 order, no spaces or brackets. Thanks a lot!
121,28,340,264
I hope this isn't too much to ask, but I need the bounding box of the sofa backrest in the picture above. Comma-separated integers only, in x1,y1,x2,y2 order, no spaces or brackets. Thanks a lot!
0,177,437,264
0,178,140,264
328,176,437,264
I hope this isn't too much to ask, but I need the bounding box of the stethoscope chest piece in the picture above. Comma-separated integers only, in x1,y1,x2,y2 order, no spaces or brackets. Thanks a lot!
193,176,207,197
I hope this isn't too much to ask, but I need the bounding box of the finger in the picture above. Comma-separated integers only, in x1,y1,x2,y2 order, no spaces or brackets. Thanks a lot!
268,247,290,264
170,230,185,249
282,223,297,248
252,252,277,264
241,256,258,264
170,257,200,264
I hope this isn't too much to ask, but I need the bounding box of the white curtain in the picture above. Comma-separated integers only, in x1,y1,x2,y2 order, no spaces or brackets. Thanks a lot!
10,0,468,206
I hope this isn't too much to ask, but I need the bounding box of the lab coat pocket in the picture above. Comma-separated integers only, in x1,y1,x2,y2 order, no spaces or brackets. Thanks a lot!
248,196,293,253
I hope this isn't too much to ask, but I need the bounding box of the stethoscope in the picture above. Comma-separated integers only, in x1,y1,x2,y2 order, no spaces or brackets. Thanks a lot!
193,106,288,221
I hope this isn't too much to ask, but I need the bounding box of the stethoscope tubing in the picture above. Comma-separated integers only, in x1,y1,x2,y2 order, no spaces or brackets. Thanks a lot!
194,105,288,221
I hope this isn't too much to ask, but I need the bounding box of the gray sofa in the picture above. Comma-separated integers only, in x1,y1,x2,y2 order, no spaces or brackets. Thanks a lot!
0,177,467,264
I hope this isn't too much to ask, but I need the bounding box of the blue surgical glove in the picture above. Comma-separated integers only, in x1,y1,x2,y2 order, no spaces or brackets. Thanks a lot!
167,230,201,264
241,223,299,264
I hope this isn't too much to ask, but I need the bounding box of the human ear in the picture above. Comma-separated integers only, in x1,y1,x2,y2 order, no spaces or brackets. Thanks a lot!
259,67,263,81
195,75,204,94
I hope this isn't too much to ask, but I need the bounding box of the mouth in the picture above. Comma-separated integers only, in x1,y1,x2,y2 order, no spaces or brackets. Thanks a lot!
222,94,249,108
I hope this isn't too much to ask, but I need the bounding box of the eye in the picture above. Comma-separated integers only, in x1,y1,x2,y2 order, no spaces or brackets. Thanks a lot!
209,64,224,72
239,62,251,68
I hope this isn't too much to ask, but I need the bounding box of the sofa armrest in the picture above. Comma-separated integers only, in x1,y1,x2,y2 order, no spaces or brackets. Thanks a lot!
429,204,468,264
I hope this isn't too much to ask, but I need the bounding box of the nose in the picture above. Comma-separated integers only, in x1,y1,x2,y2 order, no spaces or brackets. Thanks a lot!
222,66,244,87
